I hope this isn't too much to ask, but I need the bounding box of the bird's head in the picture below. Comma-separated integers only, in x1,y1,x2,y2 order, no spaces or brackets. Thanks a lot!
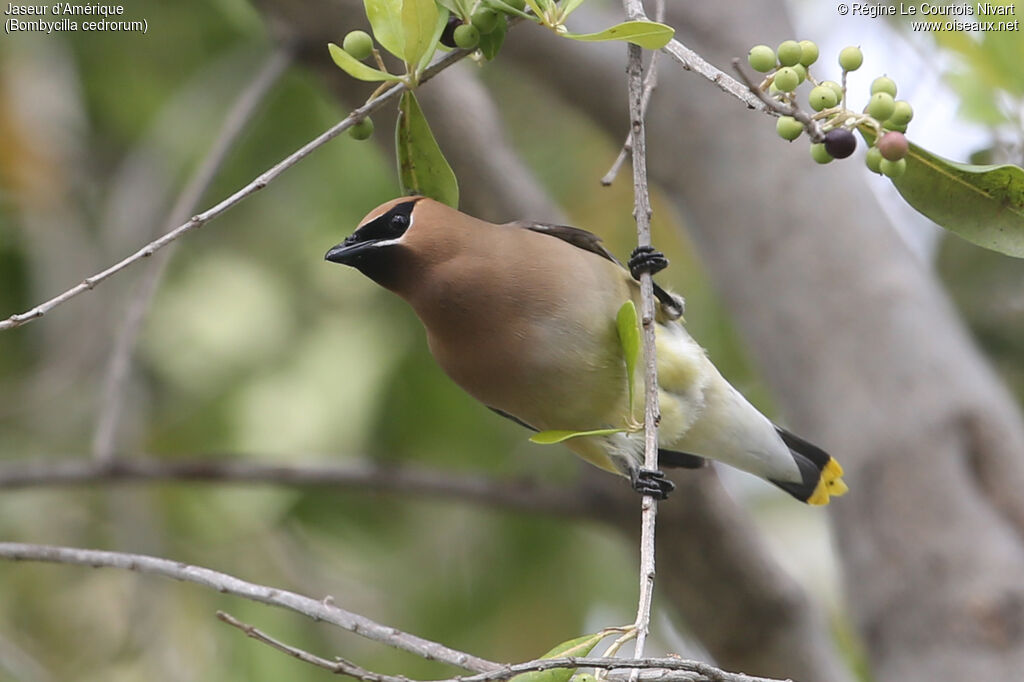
324,196,427,290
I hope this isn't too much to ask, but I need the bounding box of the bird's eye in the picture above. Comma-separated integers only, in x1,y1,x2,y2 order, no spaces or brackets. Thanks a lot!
390,214,409,230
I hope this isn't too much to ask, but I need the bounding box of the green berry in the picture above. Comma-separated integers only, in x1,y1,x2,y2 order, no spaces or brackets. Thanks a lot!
877,131,909,161
871,76,897,97
867,92,896,121
883,122,908,133
866,146,883,174
349,117,374,140
792,63,807,84
838,46,863,72
889,100,914,126
773,66,800,92
777,40,803,67
768,81,781,96
798,40,819,66
748,45,777,73
822,80,844,104
453,23,480,49
342,30,374,61
808,85,838,111
810,143,833,164
471,8,500,34
880,157,906,178
776,116,803,141
500,0,526,10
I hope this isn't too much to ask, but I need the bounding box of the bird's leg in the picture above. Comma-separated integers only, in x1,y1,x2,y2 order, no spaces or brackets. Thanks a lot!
630,467,675,499
628,245,669,281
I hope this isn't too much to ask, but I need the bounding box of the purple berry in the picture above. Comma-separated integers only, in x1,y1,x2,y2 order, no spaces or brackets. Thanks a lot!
824,129,856,159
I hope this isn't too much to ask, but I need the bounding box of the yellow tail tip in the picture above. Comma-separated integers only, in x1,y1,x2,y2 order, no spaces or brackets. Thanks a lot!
807,458,848,506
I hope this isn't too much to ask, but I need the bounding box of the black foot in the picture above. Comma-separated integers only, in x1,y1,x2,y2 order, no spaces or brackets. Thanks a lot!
630,468,675,500
628,245,669,281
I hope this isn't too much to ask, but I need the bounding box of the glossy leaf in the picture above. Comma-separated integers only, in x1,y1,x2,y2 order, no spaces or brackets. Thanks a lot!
522,0,547,18
616,300,640,414
365,0,405,59
328,43,401,82
560,0,588,18
866,133,1024,257
402,0,440,73
510,632,607,682
396,91,459,207
529,428,626,445
564,20,675,49
414,6,449,75
487,0,533,19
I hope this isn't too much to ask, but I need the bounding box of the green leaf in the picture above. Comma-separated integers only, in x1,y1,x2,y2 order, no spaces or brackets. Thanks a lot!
564,20,675,49
487,0,533,19
414,6,449,75
529,428,626,445
559,0,588,19
511,632,607,682
522,0,547,18
364,0,405,59
402,0,440,74
434,0,463,16
328,43,402,82
865,133,1024,257
477,14,507,60
616,300,640,414
395,90,460,207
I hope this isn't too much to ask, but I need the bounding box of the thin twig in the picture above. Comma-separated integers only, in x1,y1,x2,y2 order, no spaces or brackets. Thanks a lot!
0,542,499,673
622,0,661,670
730,59,824,143
601,0,665,186
217,611,403,681
660,39,763,111
218,611,786,682
91,49,292,463
0,45,475,332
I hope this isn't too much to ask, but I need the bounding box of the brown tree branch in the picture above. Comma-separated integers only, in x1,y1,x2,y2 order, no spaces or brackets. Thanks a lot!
0,456,595,518
622,0,662,666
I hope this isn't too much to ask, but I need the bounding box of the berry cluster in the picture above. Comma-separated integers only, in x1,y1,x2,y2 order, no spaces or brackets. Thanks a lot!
440,0,525,50
748,40,913,179
339,1,527,140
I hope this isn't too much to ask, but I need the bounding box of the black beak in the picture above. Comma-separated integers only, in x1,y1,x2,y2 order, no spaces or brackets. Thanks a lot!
324,235,380,265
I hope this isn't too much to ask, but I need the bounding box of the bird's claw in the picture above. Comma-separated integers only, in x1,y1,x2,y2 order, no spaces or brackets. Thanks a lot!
631,468,675,500
628,245,669,280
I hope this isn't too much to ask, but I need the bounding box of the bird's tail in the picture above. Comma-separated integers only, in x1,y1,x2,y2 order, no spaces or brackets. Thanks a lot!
768,427,848,505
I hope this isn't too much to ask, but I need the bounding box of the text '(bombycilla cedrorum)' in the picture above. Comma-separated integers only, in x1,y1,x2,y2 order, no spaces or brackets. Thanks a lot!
325,197,847,505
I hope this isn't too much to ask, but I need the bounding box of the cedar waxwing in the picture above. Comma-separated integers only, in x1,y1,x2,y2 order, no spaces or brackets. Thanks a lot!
325,197,847,505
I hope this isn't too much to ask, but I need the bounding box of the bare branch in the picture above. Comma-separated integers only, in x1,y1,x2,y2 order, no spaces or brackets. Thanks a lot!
217,611,405,681
0,456,597,517
219,611,789,682
0,46,475,333
601,0,665,187
0,542,499,673
660,39,763,111
91,49,292,463
622,0,662,666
